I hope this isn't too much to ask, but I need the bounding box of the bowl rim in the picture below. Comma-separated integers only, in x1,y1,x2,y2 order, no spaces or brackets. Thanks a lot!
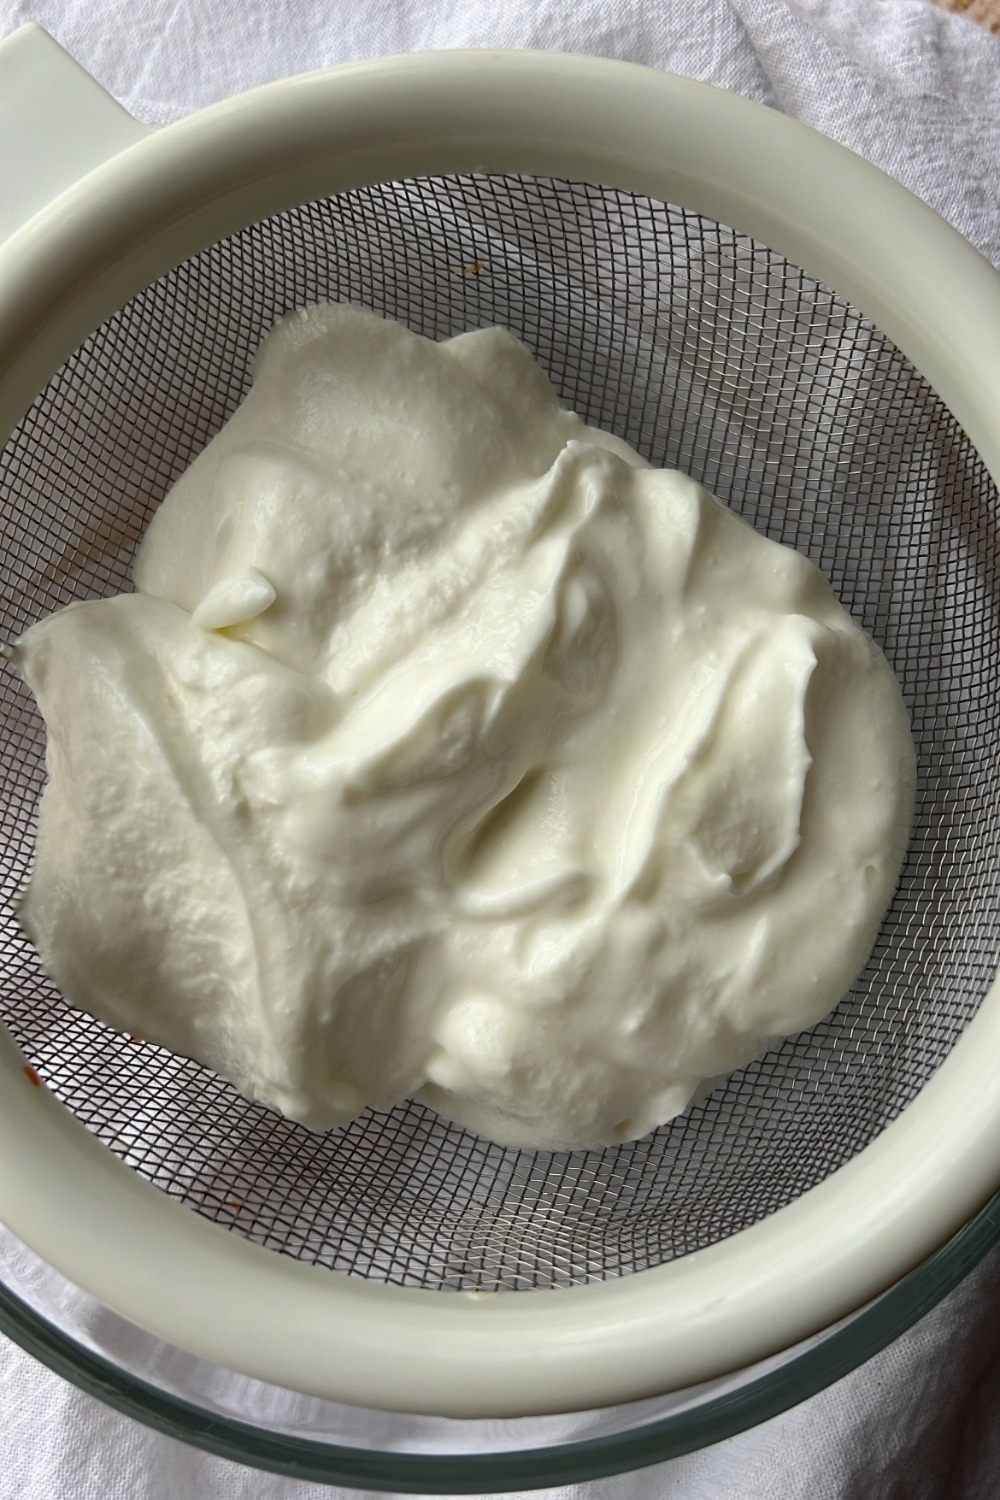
2,1194,999,1489
2,47,1000,1420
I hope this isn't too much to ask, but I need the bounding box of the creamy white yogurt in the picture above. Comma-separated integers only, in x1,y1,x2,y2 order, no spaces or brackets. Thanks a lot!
13,305,915,1150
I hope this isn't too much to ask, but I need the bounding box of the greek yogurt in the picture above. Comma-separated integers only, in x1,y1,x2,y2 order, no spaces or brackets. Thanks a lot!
13,305,915,1150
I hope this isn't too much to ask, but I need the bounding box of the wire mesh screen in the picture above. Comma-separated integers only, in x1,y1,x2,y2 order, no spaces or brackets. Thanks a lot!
1,175,998,1292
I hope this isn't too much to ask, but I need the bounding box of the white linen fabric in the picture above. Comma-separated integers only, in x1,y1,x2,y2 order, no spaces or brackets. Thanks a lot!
0,0,999,1495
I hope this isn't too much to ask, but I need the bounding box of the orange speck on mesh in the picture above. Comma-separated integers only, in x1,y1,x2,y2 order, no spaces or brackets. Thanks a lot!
127,1034,144,1044
224,1200,243,1213
23,1065,41,1087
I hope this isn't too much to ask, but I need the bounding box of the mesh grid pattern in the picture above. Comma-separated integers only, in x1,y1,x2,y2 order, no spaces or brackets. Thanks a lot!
1,176,998,1291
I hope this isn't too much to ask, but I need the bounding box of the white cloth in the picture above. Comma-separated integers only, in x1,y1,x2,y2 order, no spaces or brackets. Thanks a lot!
1,1,999,1496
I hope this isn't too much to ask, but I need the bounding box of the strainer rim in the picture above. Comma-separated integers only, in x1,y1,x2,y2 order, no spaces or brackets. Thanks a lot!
2,48,1000,1418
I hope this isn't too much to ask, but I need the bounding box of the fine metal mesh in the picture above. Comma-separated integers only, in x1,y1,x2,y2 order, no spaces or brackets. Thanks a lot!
1,176,998,1291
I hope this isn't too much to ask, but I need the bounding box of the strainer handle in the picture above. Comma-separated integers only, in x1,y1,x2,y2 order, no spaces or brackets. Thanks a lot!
0,23,150,247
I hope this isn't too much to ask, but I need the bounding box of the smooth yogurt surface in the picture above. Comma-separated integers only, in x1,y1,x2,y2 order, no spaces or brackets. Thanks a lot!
14,305,916,1150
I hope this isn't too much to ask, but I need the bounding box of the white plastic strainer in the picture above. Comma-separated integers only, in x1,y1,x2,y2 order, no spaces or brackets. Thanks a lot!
3,26,1000,1425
